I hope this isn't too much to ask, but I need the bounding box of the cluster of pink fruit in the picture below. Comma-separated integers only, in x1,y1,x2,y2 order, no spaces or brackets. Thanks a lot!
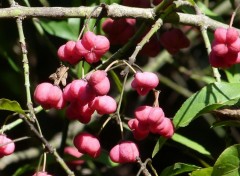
58,31,110,64
33,27,175,166
34,70,117,123
0,134,15,158
210,27,240,68
64,70,116,123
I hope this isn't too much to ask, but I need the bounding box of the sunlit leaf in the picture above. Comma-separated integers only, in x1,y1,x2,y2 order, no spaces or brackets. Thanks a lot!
39,19,79,40
153,82,240,157
173,82,240,129
191,167,213,176
160,162,201,176
0,98,25,114
212,144,240,176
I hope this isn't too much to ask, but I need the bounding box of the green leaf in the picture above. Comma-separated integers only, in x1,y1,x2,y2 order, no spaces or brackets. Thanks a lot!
0,98,25,114
160,162,201,176
0,51,21,73
212,144,240,176
224,65,240,83
152,137,167,158
172,133,212,157
153,82,240,158
191,167,213,176
67,18,80,36
173,82,240,129
39,19,79,40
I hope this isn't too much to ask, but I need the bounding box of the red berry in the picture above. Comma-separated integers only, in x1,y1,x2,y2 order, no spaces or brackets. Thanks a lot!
131,72,159,95
90,95,117,115
0,135,15,158
73,132,101,158
109,141,139,163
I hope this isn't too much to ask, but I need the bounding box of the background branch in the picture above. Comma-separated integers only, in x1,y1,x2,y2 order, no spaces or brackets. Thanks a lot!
0,4,237,32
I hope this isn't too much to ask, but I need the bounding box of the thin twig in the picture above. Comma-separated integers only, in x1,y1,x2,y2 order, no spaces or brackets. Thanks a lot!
116,72,129,139
20,115,75,176
137,157,152,176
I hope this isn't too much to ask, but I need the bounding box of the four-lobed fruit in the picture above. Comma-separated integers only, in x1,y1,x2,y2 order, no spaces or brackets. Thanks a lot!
140,34,162,57
109,141,139,163
102,18,136,45
58,31,110,64
160,28,190,54
0,135,15,158
128,105,174,140
131,72,159,95
210,27,240,68
34,82,65,109
73,132,101,158
75,31,110,64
